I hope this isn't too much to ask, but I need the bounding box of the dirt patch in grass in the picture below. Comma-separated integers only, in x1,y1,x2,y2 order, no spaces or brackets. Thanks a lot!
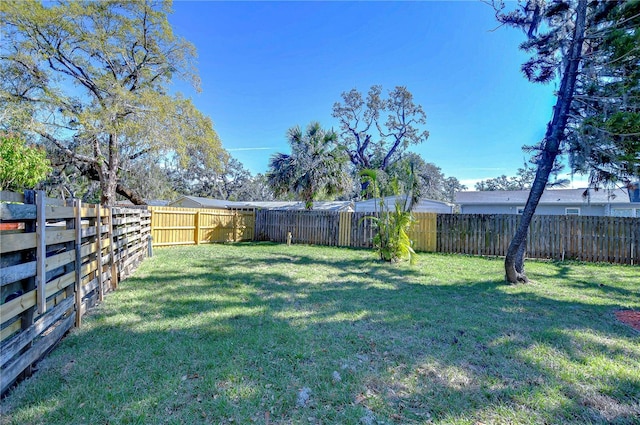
615,310,640,332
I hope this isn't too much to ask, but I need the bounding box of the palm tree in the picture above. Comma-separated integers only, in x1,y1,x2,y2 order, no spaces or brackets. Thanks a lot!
359,168,417,264
267,122,349,209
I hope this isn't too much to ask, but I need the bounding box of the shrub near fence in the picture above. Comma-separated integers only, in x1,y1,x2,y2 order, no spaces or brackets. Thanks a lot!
0,190,150,394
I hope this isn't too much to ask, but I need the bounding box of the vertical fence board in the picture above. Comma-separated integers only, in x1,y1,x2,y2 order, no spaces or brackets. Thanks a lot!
108,207,117,291
74,199,82,328
35,192,46,314
433,213,638,264
96,206,104,302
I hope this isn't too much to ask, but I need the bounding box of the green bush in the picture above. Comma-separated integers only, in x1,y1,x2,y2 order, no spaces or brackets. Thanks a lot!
360,169,417,264
0,133,52,191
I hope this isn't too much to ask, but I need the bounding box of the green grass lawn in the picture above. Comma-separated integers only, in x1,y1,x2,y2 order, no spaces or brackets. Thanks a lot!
2,243,639,425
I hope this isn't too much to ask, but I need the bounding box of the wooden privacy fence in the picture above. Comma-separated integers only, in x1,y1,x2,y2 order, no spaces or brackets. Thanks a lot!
148,206,255,247
0,190,151,394
254,210,438,252
438,214,640,264
254,210,638,264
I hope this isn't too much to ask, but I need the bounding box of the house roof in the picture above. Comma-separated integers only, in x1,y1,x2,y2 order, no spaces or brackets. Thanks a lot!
413,198,455,213
170,196,353,211
455,188,634,205
354,195,454,213
171,196,232,208
145,199,170,206
354,195,408,212
236,200,353,211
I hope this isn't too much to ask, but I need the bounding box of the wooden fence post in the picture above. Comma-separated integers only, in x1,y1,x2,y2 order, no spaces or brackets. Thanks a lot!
108,207,118,290
96,205,104,302
74,199,82,328
19,190,37,378
35,191,46,314
195,211,200,245
233,212,238,242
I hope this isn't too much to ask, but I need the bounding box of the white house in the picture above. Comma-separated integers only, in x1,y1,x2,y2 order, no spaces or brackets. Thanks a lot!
354,195,454,214
169,196,354,211
455,188,640,217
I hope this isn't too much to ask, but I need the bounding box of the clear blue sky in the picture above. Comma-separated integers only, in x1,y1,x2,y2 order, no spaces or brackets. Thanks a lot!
168,1,575,188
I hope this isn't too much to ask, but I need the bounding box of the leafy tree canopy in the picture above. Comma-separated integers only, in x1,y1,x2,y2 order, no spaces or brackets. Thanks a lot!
168,153,275,202
0,0,224,205
474,162,569,191
387,153,467,203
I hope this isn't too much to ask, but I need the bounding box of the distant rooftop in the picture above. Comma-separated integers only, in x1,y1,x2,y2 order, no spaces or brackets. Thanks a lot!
170,196,353,211
455,188,634,205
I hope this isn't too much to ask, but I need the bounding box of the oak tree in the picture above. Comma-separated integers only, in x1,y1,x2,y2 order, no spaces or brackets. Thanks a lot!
0,0,224,205
387,152,467,203
332,86,429,184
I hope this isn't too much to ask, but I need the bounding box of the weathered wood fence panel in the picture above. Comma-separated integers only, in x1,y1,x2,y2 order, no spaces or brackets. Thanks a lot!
253,210,638,264
1,191,150,394
437,214,640,264
148,206,255,247
254,210,438,251
255,210,343,246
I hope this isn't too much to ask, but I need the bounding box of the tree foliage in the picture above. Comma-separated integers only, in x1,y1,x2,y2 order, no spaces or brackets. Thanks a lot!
492,0,639,283
267,122,350,209
387,153,467,202
0,0,224,205
168,153,274,201
475,162,570,191
567,1,640,186
0,132,51,191
360,169,417,264
332,86,429,175
475,164,535,191
492,0,589,283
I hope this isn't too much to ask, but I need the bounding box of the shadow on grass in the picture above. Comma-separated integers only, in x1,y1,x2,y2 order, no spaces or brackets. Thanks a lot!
3,243,639,424
541,261,640,303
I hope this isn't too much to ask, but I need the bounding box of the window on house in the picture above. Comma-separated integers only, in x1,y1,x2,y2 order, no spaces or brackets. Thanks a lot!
565,207,580,216
612,208,634,217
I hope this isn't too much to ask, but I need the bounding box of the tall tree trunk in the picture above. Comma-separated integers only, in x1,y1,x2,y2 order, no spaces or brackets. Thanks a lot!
505,0,588,283
78,162,146,205
100,133,120,206
101,170,118,206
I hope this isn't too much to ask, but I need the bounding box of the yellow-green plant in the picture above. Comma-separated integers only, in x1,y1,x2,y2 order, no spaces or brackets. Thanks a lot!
360,169,417,264
0,133,51,191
